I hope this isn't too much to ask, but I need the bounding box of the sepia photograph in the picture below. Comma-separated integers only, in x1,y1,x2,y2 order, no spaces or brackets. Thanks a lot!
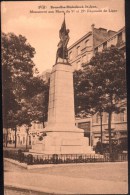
2,0,128,194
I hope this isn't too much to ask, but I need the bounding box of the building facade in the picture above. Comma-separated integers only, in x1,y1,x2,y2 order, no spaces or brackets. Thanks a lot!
69,25,127,147
3,122,45,147
68,24,117,70
94,26,125,53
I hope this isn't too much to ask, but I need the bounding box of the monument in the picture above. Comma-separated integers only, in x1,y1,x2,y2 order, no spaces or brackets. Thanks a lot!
30,15,94,154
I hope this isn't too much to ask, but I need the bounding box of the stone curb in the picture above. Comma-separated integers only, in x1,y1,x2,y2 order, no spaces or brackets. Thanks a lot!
5,182,73,194
4,158,27,168
4,158,127,170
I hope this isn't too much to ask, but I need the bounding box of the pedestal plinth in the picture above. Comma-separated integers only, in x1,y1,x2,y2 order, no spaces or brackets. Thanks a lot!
30,63,94,154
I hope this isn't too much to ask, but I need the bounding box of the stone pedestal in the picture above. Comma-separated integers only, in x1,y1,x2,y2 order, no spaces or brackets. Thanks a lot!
30,63,94,154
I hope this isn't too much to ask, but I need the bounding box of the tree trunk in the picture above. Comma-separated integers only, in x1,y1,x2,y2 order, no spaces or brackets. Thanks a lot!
26,133,28,150
100,113,103,153
5,128,8,147
100,113,103,145
14,127,17,148
26,128,29,150
43,121,45,128
108,112,112,155
43,114,45,128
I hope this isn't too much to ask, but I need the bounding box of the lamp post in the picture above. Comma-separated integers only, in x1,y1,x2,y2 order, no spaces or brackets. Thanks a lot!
100,112,103,145
99,112,103,154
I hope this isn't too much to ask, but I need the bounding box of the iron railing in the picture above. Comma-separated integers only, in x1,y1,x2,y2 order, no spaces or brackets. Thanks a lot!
3,149,128,165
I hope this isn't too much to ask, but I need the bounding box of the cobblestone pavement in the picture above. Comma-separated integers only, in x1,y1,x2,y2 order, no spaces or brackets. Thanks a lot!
4,160,128,194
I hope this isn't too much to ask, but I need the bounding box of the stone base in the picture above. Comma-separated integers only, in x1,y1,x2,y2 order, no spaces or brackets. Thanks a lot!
30,131,95,155
29,63,95,155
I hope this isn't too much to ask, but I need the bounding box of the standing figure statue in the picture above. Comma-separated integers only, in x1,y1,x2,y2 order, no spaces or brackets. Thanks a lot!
55,14,70,64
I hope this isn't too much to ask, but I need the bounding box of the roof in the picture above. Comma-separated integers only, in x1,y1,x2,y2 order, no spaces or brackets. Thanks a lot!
94,26,125,49
68,31,92,50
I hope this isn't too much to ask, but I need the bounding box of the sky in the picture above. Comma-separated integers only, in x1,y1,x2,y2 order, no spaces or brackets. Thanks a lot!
2,0,125,73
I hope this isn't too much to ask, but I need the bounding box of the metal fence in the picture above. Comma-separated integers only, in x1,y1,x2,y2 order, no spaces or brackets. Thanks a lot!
3,149,128,165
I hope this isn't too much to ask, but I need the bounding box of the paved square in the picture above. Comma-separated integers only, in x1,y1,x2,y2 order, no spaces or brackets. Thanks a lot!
4,160,128,194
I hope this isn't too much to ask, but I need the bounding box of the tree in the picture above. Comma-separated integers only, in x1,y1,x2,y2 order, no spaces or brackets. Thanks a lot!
75,45,126,156
2,32,47,147
73,69,94,118
30,80,49,127
30,80,49,142
74,68,105,153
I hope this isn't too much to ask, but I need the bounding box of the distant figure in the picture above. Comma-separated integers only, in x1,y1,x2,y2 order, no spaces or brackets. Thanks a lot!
55,15,70,64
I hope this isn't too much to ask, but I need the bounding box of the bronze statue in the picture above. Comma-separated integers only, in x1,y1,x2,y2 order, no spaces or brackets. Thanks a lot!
55,14,70,64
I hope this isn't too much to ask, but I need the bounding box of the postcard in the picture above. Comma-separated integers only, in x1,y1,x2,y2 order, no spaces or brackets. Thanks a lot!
2,0,127,194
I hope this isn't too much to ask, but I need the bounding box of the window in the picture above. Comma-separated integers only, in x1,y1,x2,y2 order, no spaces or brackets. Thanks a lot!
103,42,107,49
87,53,92,62
82,55,86,63
29,136,31,145
95,47,98,53
113,113,118,122
17,126,20,131
117,32,123,44
38,124,40,129
17,136,20,144
69,51,72,60
77,46,80,55
41,124,43,129
96,113,100,123
103,113,109,123
120,112,125,122
85,39,90,47
23,137,25,144
77,61,81,70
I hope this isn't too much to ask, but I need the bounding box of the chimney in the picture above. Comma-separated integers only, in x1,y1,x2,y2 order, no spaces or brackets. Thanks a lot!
98,28,107,33
108,30,117,37
91,24,95,31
